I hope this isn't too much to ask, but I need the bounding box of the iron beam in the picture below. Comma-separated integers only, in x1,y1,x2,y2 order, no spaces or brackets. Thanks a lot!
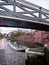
0,17,49,31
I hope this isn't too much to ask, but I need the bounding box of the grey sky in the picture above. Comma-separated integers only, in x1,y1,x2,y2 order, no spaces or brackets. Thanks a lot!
0,27,35,34
26,0,49,10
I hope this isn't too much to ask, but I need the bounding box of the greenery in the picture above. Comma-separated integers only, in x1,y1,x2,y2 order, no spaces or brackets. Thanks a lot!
0,32,3,39
7,30,24,47
46,47,49,62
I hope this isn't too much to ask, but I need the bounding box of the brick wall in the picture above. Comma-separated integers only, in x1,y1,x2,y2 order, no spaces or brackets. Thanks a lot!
33,31,49,44
17,31,49,45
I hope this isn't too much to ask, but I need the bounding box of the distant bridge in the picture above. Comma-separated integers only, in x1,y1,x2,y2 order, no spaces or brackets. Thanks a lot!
0,0,49,31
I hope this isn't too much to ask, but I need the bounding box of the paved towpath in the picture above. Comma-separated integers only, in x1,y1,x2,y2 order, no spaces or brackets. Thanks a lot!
0,39,25,65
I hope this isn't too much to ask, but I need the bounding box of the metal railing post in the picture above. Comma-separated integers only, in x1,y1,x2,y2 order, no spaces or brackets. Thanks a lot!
13,0,16,16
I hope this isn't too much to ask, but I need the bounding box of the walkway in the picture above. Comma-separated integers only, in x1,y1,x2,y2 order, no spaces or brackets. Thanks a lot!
0,39,25,65
0,39,7,65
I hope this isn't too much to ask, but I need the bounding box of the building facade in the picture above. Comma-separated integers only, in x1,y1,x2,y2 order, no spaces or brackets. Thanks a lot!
33,31,49,44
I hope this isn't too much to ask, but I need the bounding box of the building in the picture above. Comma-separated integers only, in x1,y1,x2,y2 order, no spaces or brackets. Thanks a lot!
33,31,49,44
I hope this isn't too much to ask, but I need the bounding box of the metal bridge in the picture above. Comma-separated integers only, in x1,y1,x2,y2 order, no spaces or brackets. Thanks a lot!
0,0,49,31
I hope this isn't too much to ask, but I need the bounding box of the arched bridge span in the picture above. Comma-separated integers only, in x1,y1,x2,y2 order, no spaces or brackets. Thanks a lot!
0,0,49,31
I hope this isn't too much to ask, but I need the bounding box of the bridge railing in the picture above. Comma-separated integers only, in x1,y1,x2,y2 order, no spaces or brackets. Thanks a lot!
0,0,49,24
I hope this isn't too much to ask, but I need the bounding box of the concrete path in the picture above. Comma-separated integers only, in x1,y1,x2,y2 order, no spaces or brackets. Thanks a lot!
0,39,25,65
0,39,7,65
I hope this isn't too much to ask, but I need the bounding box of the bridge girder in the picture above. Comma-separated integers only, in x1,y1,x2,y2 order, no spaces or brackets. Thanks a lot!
0,0,49,31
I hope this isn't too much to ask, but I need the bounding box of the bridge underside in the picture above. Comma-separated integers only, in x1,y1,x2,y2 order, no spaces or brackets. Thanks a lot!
0,16,49,31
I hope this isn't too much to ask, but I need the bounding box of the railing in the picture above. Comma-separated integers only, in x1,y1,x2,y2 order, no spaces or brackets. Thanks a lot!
0,0,49,24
